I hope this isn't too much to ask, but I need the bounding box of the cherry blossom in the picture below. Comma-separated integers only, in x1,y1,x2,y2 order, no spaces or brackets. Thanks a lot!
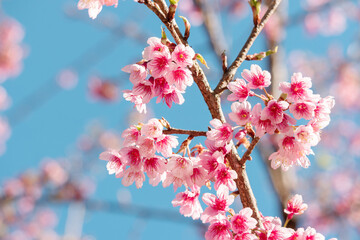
229,101,252,126
207,119,233,148
227,78,250,102
284,194,308,220
241,64,271,89
172,188,203,220
231,208,257,234
279,72,313,102
171,44,195,68
201,189,235,223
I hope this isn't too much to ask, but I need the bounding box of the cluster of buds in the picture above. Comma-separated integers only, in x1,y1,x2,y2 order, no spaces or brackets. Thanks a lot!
226,64,334,170
122,36,196,113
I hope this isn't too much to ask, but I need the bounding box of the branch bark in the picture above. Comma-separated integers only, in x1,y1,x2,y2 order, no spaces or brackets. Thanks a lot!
214,0,283,95
163,128,207,137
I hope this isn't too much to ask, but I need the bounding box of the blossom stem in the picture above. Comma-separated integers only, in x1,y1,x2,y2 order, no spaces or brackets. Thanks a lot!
252,93,268,102
283,218,290,228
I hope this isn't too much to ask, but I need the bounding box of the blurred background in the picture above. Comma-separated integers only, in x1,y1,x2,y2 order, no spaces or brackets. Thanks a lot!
0,0,360,239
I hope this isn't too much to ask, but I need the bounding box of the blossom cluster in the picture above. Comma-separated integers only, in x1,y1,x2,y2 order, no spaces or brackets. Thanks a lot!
0,16,26,156
0,159,94,239
0,17,25,82
101,126,335,239
77,0,118,19
122,37,195,113
226,64,334,171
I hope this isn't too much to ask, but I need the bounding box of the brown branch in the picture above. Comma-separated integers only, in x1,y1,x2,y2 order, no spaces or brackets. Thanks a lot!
240,137,260,165
214,0,283,95
141,0,282,224
163,128,207,137
153,0,168,15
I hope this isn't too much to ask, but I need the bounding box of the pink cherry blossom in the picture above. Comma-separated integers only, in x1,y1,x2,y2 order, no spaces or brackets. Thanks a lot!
199,151,225,178
77,0,118,19
122,63,147,85
205,220,232,240
162,172,187,191
41,160,68,186
231,208,257,234
261,100,289,124
120,146,142,168
204,139,231,155
99,149,125,177
0,43,24,82
141,118,163,139
279,73,313,102
142,37,168,60
172,188,203,220
234,232,258,240
258,216,290,240
171,44,195,68
156,86,185,108
269,133,313,171
78,0,103,19
298,227,325,240
132,81,154,104
229,101,252,126
165,64,193,91
284,194,308,220
102,0,118,7
188,164,209,188
143,156,166,179
121,126,141,147
137,136,156,158
155,134,179,157
289,101,316,120
214,166,237,193
123,90,147,113
201,190,234,223
152,76,170,96
147,51,171,78
276,113,296,133
241,64,271,89
251,103,276,138
207,119,233,148
166,155,193,179
227,78,250,102
122,168,145,189
88,76,118,101
294,125,320,147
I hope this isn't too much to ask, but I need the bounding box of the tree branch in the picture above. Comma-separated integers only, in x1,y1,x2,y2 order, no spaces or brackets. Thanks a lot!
214,0,283,95
240,137,260,165
141,0,282,224
163,128,207,137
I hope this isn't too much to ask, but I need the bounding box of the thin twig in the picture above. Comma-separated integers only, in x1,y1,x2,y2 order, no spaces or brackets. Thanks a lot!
214,0,283,95
240,137,260,165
